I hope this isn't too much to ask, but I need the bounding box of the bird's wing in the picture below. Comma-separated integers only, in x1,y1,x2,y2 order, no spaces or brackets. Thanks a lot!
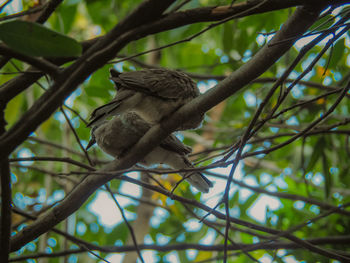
87,88,137,127
111,69,199,100
182,170,213,193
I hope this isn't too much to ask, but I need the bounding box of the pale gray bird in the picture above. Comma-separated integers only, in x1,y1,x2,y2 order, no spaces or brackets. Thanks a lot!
87,68,204,130
87,112,212,193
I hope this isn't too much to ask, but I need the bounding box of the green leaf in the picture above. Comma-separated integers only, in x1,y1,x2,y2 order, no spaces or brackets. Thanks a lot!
241,193,259,214
329,38,345,69
86,0,117,31
124,204,136,213
229,190,240,208
322,151,332,199
50,2,78,34
305,137,326,174
4,93,23,127
309,14,335,32
85,85,112,98
106,222,129,244
0,20,82,57
85,64,114,98
223,22,234,53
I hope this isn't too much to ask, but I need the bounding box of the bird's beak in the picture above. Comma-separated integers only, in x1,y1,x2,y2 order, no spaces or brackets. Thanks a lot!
86,137,96,151
86,120,93,128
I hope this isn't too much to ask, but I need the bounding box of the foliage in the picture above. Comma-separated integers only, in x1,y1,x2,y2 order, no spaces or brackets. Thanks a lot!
0,20,82,57
1,0,350,263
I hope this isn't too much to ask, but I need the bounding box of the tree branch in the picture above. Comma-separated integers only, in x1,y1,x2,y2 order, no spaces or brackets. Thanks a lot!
9,156,94,170
0,45,61,78
9,235,350,262
0,158,11,263
0,4,47,22
0,102,11,263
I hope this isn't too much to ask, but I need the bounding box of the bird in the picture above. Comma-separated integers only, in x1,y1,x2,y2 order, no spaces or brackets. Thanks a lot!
87,68,204,131
86,111,212,193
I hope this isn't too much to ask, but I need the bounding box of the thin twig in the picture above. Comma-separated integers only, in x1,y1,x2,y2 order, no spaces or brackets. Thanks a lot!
243,80,350,158
110,0,269,65
0,45,61,78
10,164,79,184
60,107,95,166
167,0,192,13
0,4,47,22
11,207,111,263
184,205,260,263
8,157,94,171
0,0,12,13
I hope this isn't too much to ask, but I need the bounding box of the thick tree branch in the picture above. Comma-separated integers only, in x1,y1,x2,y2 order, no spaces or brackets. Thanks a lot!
0,159,11,263
0,105,11,263
35,0,63,24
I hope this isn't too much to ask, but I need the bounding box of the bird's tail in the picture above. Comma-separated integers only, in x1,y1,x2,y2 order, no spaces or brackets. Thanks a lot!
165,159,213,192
183,171,213,193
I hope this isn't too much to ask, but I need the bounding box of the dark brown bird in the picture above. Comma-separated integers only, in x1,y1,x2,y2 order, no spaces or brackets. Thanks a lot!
87,68,204,130
88,111,213,193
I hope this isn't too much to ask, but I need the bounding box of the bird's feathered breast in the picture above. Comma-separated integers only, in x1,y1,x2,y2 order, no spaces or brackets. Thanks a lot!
122,112,192,155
